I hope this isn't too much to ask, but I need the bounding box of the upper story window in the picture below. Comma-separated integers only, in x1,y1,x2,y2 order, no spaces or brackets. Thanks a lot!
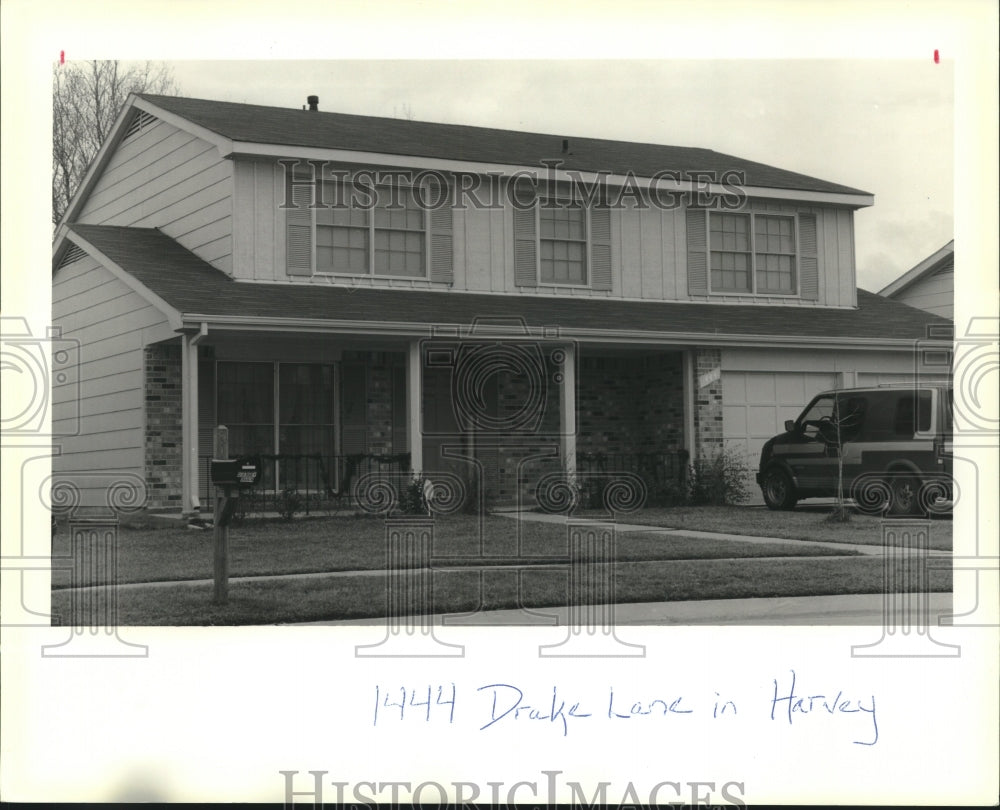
514,197,612,291
315,182,426,278
709,212,797,295
539,204,588,285
686,207,819,300
285,166,453,284
372,186,425,277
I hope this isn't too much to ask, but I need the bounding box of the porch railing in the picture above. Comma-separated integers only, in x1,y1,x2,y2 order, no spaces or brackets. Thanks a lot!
576,449,689,507
199,452,411,516
197,449,688,515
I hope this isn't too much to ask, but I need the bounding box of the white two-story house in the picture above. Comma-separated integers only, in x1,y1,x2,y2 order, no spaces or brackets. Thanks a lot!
51,93,952,513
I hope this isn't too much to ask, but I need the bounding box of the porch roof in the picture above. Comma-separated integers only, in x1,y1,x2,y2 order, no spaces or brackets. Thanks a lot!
69,224,951,346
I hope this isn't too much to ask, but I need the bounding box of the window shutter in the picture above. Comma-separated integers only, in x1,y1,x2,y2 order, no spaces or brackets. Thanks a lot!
286,178,313,277
799,213,819,300
514,205,537,287
427,178,454,284
686,208,709,295
590,204,612,291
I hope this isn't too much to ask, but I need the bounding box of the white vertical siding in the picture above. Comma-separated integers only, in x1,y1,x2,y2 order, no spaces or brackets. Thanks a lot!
235,156,857,307
836,208,856,307
51,256,175,507
639,204,663,299
618,204,642,298
77,117,233,274
493,206,509,294
460,202,492,291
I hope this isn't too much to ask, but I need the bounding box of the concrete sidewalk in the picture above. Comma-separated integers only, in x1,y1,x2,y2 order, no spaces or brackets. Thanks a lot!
492,509,951,558
61,508,952,626
299,592,954,626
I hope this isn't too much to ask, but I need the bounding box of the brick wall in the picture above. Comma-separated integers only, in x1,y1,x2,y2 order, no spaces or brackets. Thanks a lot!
693,347,724,459
492,360,562,504
343,350,404,455
470,350,686,505
366,362,395,454
140,345,693,510
577,352,685,458
144,341,183,511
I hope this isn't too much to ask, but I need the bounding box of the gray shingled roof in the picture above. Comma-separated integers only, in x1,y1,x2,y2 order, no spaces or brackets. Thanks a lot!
69,225,948,343
139,94,870,198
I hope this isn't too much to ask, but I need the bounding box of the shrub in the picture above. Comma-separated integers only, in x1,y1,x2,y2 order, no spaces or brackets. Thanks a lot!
399,476,429,515
688,449,750,506
277,487,303,521
650,478,691,507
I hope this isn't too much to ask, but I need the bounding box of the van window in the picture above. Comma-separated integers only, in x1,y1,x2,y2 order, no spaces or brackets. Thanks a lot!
835,395,867,442
799,395,835,438
860,391,902,440
893,390,932,436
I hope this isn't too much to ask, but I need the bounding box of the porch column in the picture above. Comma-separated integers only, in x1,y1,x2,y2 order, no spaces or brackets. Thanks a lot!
406,339,423,476
187,336,201,511
560,343,577,484
180,335,193,514
682,349,696,463
180,331,202,515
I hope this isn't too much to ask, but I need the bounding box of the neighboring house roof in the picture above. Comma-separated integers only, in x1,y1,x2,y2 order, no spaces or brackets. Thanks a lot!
878,240,954,298
68,224,950,347
137,94,871,198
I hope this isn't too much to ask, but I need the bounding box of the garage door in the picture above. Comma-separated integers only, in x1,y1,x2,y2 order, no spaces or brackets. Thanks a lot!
722,371,837,502
856,372,915,387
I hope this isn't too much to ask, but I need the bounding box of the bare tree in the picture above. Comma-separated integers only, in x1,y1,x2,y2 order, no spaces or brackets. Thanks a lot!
393,103,415,121
52,60,178,224
818,393,865,522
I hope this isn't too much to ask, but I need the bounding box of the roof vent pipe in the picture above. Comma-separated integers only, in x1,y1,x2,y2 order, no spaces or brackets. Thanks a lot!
307,95,319,111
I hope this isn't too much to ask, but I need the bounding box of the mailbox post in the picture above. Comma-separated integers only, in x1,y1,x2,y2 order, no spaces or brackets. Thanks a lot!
208,427,261,605
212,426,232,604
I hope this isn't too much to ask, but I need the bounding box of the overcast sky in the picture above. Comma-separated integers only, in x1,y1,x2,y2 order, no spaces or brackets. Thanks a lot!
163,58,954,292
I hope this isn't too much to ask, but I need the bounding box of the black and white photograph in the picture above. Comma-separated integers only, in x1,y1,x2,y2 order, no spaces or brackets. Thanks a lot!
45,61,959,628
2,0,997,805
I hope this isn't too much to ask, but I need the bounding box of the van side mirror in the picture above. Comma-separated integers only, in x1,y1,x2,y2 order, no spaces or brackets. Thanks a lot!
784,420,796,432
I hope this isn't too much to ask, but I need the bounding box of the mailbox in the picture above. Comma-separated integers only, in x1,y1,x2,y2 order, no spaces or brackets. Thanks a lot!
210,456,261,487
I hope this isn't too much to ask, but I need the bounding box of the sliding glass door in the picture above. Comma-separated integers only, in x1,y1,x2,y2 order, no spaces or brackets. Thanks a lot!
216,361,335,491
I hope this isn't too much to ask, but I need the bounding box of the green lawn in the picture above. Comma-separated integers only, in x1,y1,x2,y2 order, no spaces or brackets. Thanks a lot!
51,513,855,588
49,509,951,625
585,505,953,550
50,556,951,626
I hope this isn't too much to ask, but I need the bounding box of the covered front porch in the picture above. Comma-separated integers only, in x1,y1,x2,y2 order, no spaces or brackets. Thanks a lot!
149,325,707,514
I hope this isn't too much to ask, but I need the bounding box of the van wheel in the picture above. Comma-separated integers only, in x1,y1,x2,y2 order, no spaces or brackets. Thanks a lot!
762,468,798,510
889,475,920,516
